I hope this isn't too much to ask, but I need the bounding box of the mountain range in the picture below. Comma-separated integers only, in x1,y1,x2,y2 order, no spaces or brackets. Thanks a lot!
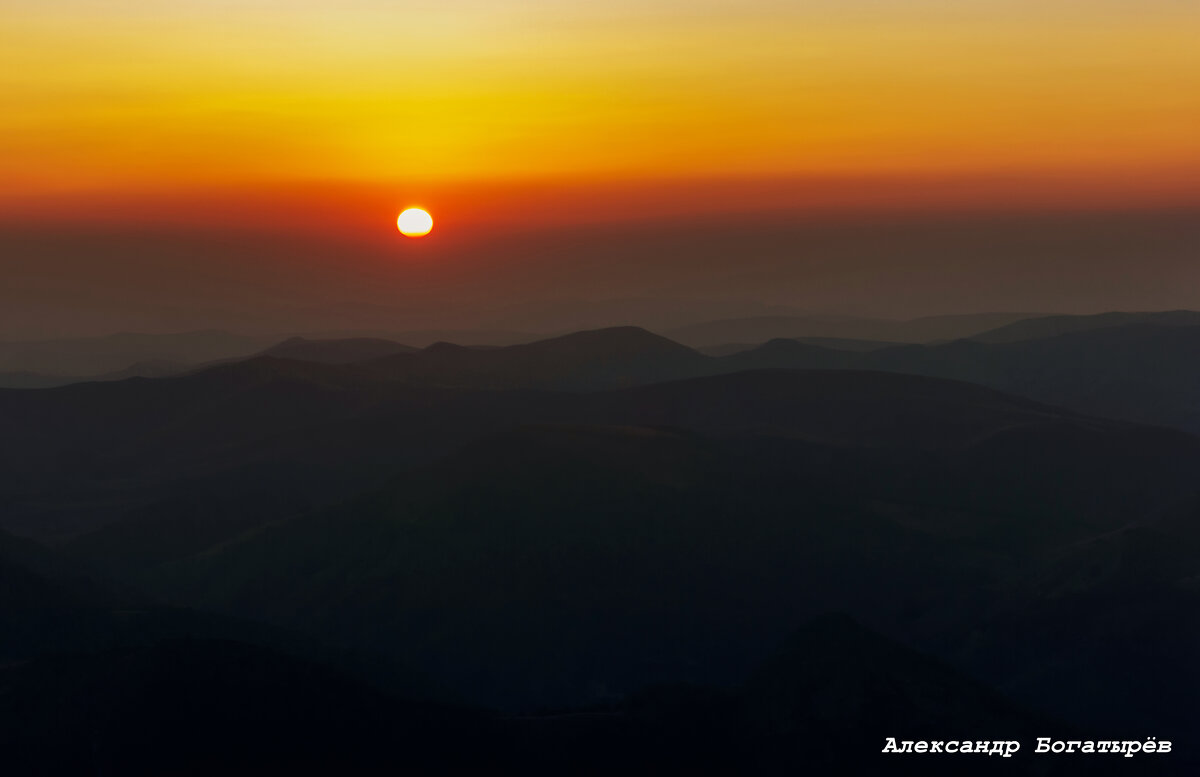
2,312,1197,773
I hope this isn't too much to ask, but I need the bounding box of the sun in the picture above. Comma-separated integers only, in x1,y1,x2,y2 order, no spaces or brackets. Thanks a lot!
397,207,433,237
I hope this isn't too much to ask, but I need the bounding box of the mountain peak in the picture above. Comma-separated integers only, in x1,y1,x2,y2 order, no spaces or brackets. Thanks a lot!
422,341,470,354
259,337,416,364
526,326,697,356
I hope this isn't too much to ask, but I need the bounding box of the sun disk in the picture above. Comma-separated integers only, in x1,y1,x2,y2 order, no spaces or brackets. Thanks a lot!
397,207,433,237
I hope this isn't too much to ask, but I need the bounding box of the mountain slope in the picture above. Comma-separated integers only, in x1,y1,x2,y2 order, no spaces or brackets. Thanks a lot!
589,368,1121,450
361,326,712,390
717,323,1200,435
143,405,1200,716
260,336,418,363
970,310,1200,343
663,312,1036,348
0,639,500,777
0,330,275,375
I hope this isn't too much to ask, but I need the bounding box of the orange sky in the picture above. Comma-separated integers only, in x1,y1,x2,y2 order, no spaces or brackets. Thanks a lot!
2,0,1199,229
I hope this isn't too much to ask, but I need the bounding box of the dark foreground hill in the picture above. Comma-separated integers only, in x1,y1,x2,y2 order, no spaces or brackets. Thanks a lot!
138,415,1200,736
0,620,1154,777
0,638,499,777
18,527,1103,776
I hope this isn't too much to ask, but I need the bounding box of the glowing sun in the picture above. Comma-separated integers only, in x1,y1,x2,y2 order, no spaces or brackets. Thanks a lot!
397,207,433,237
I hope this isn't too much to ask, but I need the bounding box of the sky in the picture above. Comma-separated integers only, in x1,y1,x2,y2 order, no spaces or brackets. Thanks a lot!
1,1,1199,336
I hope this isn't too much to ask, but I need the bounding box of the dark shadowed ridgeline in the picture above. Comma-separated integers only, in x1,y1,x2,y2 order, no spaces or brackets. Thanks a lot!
662,311,1038,347
258,336,420,363
966,310,1200,343
0,330,277,376
718,321,1200,435
1,320,1197,774
0,560,1162,776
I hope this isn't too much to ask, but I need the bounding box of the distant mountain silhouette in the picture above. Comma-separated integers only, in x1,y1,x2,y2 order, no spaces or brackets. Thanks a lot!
662,312,1036,348
969,310,1200,343
794,336,904,351
0,331,535,388
714,323,1200,435
360,326,712,390
0,370,60,389
0,330,275,375
698,336,901,356
716,337,851,370
16,322,1200,438
353,328,545,348
0,358,185,389
2,322,1199,773
259,336,417,363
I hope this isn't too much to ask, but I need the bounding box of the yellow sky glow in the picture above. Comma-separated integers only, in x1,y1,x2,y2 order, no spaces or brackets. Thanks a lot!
2,1,1198,217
